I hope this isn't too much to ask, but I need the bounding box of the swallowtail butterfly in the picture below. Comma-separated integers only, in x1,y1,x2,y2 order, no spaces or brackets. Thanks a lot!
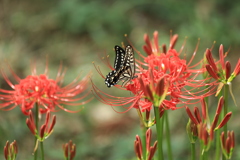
105,45,137,87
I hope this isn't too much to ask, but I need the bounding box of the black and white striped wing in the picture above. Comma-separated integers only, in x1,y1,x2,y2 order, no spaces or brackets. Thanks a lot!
119,45,137,86
105,45,137,88
105,45,125,88
105,68,123,88
124,45,136,77
114,45,126,70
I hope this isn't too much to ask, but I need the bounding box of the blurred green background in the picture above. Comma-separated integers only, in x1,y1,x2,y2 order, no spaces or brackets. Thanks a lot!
0,0,240,159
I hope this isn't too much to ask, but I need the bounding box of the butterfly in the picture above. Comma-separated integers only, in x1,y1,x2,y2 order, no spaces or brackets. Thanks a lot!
105,45,137,88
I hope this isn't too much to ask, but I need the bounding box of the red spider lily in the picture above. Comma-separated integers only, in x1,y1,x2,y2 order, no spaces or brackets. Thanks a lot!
221,131,235,159
92,31,218,112
186,120,198,143
186,97,232,148
205,45,240,82
26,111,56,140
63,140,76,160
134,128,158,160
0,63,92,115
4,140,18,160
205,45,240,97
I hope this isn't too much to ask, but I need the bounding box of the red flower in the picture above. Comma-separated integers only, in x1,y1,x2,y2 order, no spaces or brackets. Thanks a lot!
26,111,56,139
186,97,232,147
205,45,240,83
221,131,235,159
134,128,157,160
0,64,91,115
93,31,218,112
4,140,18,160
205,45,240,102
63,140,76,160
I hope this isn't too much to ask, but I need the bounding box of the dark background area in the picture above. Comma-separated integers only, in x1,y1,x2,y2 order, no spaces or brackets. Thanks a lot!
0,0,240,159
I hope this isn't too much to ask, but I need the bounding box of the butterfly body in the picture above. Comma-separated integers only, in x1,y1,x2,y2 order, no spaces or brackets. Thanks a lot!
105,45,137,88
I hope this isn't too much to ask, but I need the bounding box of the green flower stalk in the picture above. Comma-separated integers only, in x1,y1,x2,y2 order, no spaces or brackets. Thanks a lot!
186,120,198,160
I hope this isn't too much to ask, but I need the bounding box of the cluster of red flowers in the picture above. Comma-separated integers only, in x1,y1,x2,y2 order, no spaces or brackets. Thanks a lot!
0,64,91,115
186,97,232,146
93,31,219,112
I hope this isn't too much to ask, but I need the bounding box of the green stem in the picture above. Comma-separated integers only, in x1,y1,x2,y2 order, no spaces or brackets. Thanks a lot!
191,143,196,160
137,109,148,159
164,111,172,160
40,141,45,160
200,146,203,160
215,90,223,160
200,143,205,160
215,129,221,160
200,141,209,160
154,107,164,160
223,84,229,133
204,150,208,160
34,104,39,160
222,84,229,160
142,122,148,159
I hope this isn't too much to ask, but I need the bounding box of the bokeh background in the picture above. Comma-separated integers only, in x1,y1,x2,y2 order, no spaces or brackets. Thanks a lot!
0,0,240,159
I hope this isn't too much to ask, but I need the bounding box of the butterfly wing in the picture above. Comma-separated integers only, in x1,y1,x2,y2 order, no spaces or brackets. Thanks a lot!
105,45,126,88
119,45,137,87
105,45,137,88
124,45,136,77
114,45,126,70
105,70,120,88
119,66,132,87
